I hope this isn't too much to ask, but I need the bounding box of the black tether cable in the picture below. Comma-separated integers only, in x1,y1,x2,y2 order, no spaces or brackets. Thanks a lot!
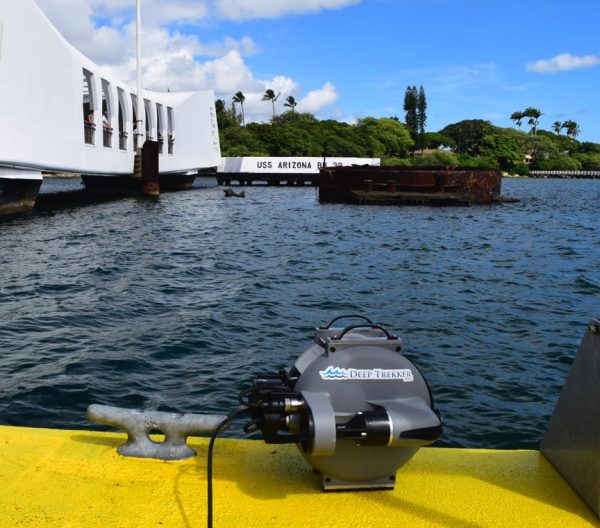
207,409,252,528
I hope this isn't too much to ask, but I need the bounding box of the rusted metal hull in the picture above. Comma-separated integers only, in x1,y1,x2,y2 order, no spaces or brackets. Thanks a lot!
159,173,196,191
319,166,502,206
0,179,42,216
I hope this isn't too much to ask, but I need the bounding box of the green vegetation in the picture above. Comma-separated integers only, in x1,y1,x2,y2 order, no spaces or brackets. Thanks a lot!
215,97,599,174
232,91,246,126
262,89,281,119
402,85,428,150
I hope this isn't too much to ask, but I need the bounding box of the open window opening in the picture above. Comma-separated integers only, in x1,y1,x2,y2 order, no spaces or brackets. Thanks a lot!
144,99,154,141
101,79,113,148
167,107,175,154
117,88,127,151
156,103,164,154
131,94,142,149
82,69,96,145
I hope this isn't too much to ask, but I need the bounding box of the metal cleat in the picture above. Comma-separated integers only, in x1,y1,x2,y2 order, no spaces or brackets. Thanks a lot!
87,404,227,461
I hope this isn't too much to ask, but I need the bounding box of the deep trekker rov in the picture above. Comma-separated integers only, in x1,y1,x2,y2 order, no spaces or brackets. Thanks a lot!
239,315,443,490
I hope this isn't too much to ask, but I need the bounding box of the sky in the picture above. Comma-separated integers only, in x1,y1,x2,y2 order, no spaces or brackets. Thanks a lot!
35,0,600,142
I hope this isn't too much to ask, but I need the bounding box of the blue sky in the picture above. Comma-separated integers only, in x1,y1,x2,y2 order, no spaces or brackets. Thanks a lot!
39,0,600,141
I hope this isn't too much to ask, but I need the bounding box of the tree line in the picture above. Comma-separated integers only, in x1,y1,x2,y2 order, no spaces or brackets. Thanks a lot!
230,89,298,126
215,90,600,173
510,108,581,139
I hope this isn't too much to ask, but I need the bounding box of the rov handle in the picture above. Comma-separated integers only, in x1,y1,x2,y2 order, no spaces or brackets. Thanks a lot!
337,324,395,340
323,315,374,329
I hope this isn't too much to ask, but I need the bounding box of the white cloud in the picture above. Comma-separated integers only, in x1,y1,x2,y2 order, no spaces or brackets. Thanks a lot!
37,0,362,27
526,53,600,73
299,82,339,113
205,50,265,94
215,0,361,20
34,0,345,122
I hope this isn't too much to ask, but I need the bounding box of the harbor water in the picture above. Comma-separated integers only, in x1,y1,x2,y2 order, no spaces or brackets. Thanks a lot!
1,178,599,449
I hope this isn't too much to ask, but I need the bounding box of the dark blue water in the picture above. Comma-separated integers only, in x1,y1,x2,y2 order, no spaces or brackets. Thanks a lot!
1,178,599,449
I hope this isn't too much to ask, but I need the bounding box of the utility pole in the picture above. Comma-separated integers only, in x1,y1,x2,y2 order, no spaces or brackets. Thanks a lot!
135,0,143,151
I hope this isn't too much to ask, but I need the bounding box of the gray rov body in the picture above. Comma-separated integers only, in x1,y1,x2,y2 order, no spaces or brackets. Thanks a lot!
244,316,442,490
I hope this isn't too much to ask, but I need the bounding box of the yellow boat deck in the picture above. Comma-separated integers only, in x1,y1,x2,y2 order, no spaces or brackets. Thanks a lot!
1,425,598,527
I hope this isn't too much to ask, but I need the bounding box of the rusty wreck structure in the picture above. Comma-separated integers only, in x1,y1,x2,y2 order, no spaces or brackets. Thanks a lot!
318,166,502,206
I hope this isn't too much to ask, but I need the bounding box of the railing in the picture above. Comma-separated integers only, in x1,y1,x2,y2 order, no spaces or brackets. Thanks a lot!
119,131,128,151
103,128,112,148
84,122,96,145
529,170,600,179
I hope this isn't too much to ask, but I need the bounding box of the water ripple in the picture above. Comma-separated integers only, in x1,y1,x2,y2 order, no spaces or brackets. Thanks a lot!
0,177,599,449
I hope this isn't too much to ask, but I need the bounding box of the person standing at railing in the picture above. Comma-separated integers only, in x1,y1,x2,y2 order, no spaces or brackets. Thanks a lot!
84,110,96,144
102,111,112,131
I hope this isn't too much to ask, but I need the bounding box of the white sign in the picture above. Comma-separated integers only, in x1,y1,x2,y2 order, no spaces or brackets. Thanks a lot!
219,157,380,174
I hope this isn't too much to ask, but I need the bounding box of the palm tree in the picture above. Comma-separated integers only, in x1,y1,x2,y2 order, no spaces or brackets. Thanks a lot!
232,91,246,126
510,111,524,129
523,107,542,136
262,89,280,119
563,120,580,138
552,121,562,134
284,95,298,112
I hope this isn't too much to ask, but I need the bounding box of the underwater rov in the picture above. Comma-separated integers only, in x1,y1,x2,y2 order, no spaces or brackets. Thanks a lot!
237,315,443,490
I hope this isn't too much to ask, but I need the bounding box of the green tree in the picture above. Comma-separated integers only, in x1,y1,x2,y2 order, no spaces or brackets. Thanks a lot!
262,89,281,119
563,120,580,139
478,130,525,172
257,112,321,155
422,132,455,150
551,155,582,170
403,86,418,140
439,119,496,156
356,117,414,158
552,121,562,134
574,152,600,170
215,99,240,130
320,119,370,157
578,142,600,154
220,126,268,156
523,107,542,136
412,150,459,166
232,91,246,126
284,96,298,112
528,133,561,169
417,86,427,150
510,111,525,129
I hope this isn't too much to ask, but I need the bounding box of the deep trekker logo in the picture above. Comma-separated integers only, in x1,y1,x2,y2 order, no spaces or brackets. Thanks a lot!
319,366,414,382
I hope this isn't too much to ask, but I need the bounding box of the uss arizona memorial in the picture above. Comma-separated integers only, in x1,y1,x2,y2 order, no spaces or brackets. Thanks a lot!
0,0,221,214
